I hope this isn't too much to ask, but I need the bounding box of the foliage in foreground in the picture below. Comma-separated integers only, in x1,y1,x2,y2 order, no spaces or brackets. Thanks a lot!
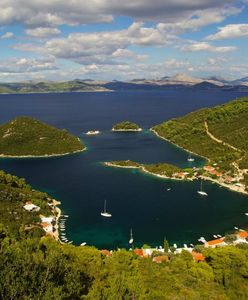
1,168,248,299
1,236,248,299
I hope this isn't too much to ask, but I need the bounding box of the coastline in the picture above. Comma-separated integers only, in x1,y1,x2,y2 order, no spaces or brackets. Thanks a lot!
200,175,248,195
150,128,209,161
0,147,86,159
104,162,248,195
52,199,62,242
104,161,140,169
104,162,192,181
150,128,248,195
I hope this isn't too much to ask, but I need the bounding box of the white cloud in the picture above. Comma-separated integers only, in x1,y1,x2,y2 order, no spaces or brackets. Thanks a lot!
112,49,148,60
0,0,236,27
1,31,14,39
164,58,190,68
206,24,248,40
180,42,237,52
0,57,58,73
25,27,61,38
16,22,172,65
157,6,241,34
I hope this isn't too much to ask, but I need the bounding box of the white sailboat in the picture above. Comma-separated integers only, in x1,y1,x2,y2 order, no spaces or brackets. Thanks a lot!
187,153,195,162
197,178,208,196
101,200,112,217
129,228,134,244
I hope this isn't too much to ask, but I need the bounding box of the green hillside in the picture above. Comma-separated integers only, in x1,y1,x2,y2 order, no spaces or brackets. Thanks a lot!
0,116,85,156
0,170,53,239
152,97,248,181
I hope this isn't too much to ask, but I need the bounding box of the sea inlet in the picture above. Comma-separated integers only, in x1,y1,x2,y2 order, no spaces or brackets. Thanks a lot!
0,90,248,249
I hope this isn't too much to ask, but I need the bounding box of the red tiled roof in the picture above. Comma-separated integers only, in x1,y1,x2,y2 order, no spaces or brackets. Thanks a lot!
134,249,148,258
206,238,224,246
204,166,215,171
152,256,168,263
192,251,205,262
238,231,248,239
101,249,112,257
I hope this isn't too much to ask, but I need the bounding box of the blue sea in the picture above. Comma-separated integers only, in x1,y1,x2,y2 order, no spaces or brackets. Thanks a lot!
0,90,248,249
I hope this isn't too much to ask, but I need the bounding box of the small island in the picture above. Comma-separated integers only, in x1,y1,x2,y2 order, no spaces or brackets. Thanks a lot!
0,116,85,157
112,121,142,132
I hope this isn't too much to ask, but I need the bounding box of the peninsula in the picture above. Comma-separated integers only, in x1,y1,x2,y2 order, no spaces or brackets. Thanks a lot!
104,160,195,181
106,97,248,194
0,116,85,157
112,121,142,131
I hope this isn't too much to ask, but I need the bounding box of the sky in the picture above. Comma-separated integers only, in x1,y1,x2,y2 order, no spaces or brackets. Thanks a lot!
0,0,248,82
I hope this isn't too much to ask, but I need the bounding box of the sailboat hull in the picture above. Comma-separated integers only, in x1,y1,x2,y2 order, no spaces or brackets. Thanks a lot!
197,191,208,196
101,212,112,217
187,158,195,162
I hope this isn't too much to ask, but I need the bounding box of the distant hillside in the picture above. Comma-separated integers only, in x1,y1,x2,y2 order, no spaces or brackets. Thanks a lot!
191,81,221,90
0,80,110,94
1,74,248,93
0,116,85,156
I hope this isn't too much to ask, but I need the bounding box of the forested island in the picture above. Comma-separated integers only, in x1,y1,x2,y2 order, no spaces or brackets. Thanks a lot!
0,116,85,157
1,169,248,299
112,121,142,131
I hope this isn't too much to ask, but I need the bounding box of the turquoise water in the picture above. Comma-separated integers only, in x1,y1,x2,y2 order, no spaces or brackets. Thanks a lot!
0,90,248,249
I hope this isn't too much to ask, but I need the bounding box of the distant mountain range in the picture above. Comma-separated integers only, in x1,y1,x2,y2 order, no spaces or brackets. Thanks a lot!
0,74,248,94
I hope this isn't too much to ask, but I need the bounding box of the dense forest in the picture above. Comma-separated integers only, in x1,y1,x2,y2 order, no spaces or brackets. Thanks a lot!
0,116,85,156
1,169,248,299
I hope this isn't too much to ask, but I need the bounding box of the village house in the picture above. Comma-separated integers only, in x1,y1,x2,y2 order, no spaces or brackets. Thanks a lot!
203,165,215,172
41,222,53,233
204,238,226,248
101,249,112,257
23,201,40,212
191,251,205,262
152,256,169,263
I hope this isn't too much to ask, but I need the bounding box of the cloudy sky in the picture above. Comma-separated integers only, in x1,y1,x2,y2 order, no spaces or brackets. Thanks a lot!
0,0,247,82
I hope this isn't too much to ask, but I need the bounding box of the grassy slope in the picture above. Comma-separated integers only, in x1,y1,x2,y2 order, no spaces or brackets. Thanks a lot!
0,116,84,156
